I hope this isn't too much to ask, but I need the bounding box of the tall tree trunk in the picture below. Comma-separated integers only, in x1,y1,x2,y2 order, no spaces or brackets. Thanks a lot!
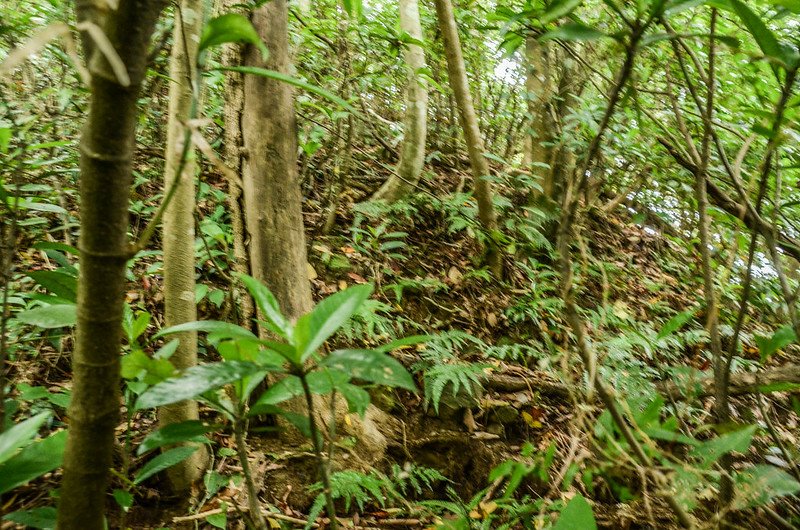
58,1,166,528
220,1,255,327
432,0,502,276
371,0,428,202
522,36,553,199
242,0,313,319
160,0,208,491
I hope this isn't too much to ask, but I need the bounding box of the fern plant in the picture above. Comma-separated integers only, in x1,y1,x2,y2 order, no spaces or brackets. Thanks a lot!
413,331,490,413
390,462,449,496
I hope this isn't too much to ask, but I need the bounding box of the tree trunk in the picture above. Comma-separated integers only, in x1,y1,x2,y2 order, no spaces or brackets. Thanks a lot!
58,1,166,528
371,0,428,202
521,36,553,199
242,0,313,320
160,0,208,492
219,0,255,327
432,0,502,276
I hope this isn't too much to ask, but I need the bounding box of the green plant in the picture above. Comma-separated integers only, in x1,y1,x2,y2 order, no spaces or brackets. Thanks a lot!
130,274,419,529
350,215,409,261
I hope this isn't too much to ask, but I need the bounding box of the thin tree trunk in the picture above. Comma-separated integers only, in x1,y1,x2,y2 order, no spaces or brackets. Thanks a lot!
522,36,553,199
221,1,255,326
58,1,166,527
432,0,502,276
371,0,428,202
160,0,208,491
242,0,313,319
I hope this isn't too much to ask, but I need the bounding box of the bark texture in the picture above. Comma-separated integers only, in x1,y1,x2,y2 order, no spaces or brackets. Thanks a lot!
432,0,501,276
160,0,208,491
371,0,428,202
242,0,313,319
522,36,553,198
58,1,166,527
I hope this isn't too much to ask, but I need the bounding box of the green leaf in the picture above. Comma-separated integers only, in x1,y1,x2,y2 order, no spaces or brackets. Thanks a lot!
293,284,373,363
768,0,800,14
207,509,227,529
16,304,76,328
553,494,596,530
217,66,356,113
0,430,67,495
137,420,215,456
0,412,51,465
690,425,757,467
2,507,58,529
321,349,416,391
113,489,134,511
375,334,433,353
252,376,303,407
154,320,257,342
758,382,800,393
132,312,151,341
733,465,800,509
199,13,268,58
239,274,292,339
133,446,199,485
728,0,788,78
341,0,363,17
339,384,371,416
135,361,264,409
26,271,77,302
755,325,796,362
656,310,695,340
540,0,582,24
539,22,607,42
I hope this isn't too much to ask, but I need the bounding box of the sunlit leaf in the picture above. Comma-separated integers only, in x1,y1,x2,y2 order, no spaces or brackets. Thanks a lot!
16,304,76,328
293,284,373,363
199,13,268,58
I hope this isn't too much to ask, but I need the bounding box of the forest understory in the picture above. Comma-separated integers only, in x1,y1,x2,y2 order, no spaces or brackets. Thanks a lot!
3,0,800,529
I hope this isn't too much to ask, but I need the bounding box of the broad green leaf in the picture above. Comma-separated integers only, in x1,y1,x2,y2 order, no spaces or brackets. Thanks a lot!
540,0,582,24
539,22,607,42
252,375,303,407
113,489,134,511
2,507,57,529
132,312,151,341
758,382,800,392
733,465,800,509
26,271,77,302
0,412,51,465
341,0,363,17
375,334,433,353
16,304,76,328
690,425,757,467
239,274,292,339
121,350,176,385
321,349,416,391
553,494,596,530
199,13,268,58
0,430,67,495
293,284,374,363
768,0,800,14
135,361,264,409
154,320,257,342
133,446,199,485
218,66,356,112
755,325,796,362
656,310,695,340
728,0,788,78
339,383,371,417
137,420,215,456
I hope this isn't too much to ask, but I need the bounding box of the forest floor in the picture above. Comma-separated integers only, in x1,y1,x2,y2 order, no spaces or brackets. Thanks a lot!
4,164,798,529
